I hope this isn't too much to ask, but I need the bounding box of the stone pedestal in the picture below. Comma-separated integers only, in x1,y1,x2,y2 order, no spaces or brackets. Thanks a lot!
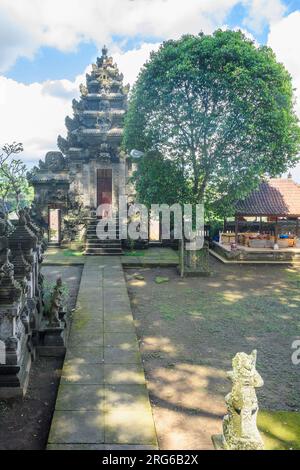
0,348,31,398
211,435,225,450
37,326,68,357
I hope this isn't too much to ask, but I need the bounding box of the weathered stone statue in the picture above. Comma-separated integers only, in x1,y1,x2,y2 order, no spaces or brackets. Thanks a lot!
47,277,64,327
212,350,264,450
40,276,68,356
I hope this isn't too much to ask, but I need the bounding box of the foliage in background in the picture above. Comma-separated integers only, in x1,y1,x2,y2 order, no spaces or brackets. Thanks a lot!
124,30,300,217
0,142,33,214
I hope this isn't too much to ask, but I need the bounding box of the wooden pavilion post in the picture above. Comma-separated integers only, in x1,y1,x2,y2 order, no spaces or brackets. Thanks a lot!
296,217,299,238
274,217,278,243
235,215,239,244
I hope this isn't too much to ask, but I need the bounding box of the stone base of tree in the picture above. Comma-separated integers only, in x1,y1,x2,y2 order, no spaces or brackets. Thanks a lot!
177,266,211,277
179,243,211,277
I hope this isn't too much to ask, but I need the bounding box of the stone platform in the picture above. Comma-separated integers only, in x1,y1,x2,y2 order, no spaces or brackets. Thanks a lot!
47,256,158,450
211,241,300,264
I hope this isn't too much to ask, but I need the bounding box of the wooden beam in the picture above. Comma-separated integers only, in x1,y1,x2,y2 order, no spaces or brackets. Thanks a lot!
274,217,278,243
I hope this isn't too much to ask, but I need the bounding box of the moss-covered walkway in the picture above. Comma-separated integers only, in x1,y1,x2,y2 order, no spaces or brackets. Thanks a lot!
47,256,158,450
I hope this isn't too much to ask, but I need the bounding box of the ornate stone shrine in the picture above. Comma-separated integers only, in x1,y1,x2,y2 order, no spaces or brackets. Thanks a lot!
29,46,134,254
0,210,67,398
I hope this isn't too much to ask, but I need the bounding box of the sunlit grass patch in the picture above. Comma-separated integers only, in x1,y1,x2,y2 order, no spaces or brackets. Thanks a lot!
123,250,146,257
63,249,84,257
258,411,300,450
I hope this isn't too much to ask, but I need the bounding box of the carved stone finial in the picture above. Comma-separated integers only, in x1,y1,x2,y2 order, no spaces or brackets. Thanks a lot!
0,248,22,304
79,83,88,97
102,45,108,58
212,350,264,450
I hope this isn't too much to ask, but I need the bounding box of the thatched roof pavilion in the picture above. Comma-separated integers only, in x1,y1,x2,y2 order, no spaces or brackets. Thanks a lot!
233,177,300,242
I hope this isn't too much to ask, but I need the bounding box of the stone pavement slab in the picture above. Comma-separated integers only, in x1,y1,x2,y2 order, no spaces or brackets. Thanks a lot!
65,347,104,364
104,364,145,385
48,444,157,450
104,347,142,365
61,363,105,384
55,384,105,411
104,319,136,333
47,256,157,449
48,411,104,444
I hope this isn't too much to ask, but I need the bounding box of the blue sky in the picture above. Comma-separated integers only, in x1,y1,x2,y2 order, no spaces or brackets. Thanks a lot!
0,0,300,180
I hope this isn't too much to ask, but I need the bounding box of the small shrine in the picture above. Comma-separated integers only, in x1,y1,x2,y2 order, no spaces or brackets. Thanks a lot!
29,46,134,254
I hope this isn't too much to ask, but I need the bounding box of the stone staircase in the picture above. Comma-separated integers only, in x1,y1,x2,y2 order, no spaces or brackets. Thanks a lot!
85,216,122,256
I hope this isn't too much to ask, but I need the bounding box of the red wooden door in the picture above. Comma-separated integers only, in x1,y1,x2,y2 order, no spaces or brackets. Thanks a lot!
97,169,112,217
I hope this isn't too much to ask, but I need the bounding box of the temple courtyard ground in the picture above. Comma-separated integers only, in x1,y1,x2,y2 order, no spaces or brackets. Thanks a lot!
126,258,300,449
1,250,300,449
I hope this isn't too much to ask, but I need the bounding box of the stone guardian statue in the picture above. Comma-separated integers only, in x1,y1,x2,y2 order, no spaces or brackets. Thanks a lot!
212,350,264,450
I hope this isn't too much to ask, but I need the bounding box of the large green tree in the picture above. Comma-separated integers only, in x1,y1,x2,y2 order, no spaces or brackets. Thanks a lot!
0,142,33,214
124,30,300,215
131,150,191,207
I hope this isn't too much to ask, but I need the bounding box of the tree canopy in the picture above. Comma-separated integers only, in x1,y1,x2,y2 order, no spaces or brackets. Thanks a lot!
124,30,300,215
0,142,33,214
131,151,190,207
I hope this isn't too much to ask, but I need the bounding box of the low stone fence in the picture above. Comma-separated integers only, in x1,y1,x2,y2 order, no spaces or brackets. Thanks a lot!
0,209,68,398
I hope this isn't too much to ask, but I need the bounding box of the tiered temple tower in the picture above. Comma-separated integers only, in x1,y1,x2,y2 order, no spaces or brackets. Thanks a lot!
30,47,134,253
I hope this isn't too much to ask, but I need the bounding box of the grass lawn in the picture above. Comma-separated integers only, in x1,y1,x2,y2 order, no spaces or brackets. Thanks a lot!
126,257,300,450
43,248,85,265
259,411,300,450
123,249,147,257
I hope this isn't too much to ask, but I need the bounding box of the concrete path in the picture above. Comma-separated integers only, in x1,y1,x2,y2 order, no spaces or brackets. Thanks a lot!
47,256,158,450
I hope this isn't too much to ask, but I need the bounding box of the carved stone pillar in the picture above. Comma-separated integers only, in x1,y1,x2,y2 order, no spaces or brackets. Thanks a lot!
0,250,31,398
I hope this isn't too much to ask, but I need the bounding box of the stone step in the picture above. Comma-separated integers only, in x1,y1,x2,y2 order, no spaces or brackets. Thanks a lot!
86,227,120,232
86,230,120,235
85,250,123,255
85,252,122,256
86,236,121,241
86,234,120,239
86,239,121,245
87,220,120,226
86,246,122,250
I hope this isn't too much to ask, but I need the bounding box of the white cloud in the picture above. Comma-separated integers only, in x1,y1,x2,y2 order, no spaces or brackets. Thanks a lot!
113,43,160,86
268,11,300,89
0,76,74,165
0,0,299,180
242,0,286,33
268,11,300,182
0,0,250,73
0,43,157,166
